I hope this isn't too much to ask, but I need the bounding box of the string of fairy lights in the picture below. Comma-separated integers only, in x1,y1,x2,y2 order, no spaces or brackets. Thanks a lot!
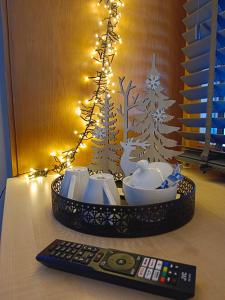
27,0,124,179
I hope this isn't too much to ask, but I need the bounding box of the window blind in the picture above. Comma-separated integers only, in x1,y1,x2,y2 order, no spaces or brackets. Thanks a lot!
180,0,225,171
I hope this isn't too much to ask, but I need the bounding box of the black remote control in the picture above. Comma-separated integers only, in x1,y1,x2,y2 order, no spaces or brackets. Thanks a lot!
36,239,196,299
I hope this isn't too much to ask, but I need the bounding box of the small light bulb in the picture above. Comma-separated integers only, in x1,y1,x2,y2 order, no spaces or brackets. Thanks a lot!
84,76,89,82
99,20,103,26
75,107,81,116
50,151,56,157
74,130,78,135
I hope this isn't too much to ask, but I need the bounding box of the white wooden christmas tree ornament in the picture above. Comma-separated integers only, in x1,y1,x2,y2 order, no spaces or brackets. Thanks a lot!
91,93,120,173
131,54,183,162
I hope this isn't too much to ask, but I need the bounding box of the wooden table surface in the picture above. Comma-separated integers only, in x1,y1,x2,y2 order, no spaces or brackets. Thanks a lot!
0,168,225,300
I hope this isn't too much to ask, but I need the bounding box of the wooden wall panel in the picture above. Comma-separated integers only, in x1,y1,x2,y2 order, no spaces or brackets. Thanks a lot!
4,0,185,175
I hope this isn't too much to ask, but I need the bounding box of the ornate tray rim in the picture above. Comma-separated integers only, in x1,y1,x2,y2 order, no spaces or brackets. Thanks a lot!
51,175,195,237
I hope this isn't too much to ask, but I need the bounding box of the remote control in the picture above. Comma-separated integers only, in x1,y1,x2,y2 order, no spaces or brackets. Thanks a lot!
36,239,196,299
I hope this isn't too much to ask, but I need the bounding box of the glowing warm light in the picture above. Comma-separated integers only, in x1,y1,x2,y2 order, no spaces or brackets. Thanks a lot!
80,143,87,149
75,107,81,116
26,0,123,180
37,177,43,183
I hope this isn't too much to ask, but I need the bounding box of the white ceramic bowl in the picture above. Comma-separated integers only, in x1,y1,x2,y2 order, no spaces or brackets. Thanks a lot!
123,176,177,205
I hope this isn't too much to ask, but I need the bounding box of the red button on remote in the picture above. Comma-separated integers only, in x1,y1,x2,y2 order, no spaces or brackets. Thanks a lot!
160,277,166,283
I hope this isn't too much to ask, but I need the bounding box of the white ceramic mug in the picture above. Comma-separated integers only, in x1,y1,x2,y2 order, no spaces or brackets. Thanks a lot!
83,173,120,205
60,167,89,201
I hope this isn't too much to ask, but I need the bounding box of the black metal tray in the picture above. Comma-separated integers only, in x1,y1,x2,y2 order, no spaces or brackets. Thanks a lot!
51,175,195,237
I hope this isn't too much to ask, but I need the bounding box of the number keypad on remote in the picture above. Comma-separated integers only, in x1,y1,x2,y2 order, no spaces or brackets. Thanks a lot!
47,240,99,264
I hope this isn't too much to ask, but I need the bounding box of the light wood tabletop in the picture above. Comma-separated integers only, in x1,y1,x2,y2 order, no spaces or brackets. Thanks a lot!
0,167,225,300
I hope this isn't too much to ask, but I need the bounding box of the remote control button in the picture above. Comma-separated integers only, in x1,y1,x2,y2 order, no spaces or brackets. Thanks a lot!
163,261,169,267
94,252,104,262
84,258,91,264
76,244,82,249
117,259,126,265
78,257,85,263
100,261,106,267
170,264,174,269
175,265,179,270
144,268,153,280
49,250,56,256
160,277,166,283
77,250,84,256
91,247,99,252
72,256,80,262
149,259,156,268
83,245,88,250
87,253,95,258
155,260,163,271
166,277,171,283
60,241,66,246
66,248,72,253
55,252,61,258
171,278,177,285
71,249,77,254
168,270,173,275
137,267,146,278
162,266,168,273
137,256,141,261
70,244,76,249
130,268,136,276
60,247,66,252
66,254,73,260
55,245,61,251
173,272,178,277
142,257,150,267
152,270,160,281
60,253,66,259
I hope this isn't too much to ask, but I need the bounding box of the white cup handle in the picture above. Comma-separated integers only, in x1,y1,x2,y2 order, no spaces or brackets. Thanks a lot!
103,182,117,205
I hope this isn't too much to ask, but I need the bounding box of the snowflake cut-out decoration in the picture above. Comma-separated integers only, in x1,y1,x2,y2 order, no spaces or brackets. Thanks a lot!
145,74,160,91
151,108,167,123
